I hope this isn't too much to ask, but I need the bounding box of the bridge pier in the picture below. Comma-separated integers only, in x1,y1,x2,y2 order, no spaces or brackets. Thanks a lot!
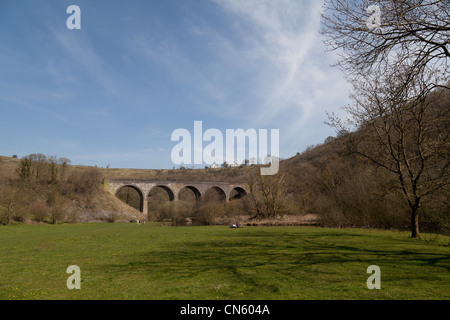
142,198,148,215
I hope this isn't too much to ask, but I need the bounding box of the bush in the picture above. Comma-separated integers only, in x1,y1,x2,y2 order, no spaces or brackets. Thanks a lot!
47,192,67,224
68,168,103,195
0,205,8,225
154,201,195,226
66,207,81,224
12,206,27,223
30,201,49,222
193,202,218,226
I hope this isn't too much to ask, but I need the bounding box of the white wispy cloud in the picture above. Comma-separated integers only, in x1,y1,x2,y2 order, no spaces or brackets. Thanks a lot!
208,0,349,149
211,0,323,117
126,0,349,157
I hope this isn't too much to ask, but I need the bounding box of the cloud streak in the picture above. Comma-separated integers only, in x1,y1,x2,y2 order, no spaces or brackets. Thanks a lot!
0,1,350,168
209,0,348,148
122,0,349,159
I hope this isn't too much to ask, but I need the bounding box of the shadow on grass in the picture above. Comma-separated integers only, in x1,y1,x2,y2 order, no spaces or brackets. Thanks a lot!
97,229,450,296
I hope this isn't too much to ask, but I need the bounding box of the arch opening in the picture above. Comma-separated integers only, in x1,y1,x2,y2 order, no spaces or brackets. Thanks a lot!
115,185,144,212
148,185,175,202
229,187,247,201
178,186,202,202
204,186,227,202
147,185,176,220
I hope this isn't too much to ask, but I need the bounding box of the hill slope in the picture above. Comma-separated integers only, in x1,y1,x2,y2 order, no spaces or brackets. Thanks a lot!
0,156,145,224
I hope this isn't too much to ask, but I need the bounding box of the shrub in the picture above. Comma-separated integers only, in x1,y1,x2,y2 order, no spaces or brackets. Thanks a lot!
12,206,27,223
0,205,8,225
66,207,81,224
30,201,49,222
68,168,103,195
155,201,195,226
193,202,218,225
48,192,67,224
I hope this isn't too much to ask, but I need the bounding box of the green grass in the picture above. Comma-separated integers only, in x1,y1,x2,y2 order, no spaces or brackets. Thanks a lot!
0,223,449,300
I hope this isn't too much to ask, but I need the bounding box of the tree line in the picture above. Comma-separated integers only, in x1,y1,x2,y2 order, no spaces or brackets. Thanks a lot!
0,154,103,225
319,0,449,238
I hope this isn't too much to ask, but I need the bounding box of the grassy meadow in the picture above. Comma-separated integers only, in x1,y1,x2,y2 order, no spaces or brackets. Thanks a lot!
0,223,449,300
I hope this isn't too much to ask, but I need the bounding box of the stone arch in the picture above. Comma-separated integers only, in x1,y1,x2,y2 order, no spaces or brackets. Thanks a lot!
148,185,175,202
229,187,247,201
205,186,227,201
115,185,144,212
178,186,202,201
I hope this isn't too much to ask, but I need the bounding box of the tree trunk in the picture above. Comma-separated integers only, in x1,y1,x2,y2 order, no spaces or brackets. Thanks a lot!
411,207,420,238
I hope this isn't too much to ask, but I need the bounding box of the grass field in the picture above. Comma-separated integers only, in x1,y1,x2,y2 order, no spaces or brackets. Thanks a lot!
0,223,449,300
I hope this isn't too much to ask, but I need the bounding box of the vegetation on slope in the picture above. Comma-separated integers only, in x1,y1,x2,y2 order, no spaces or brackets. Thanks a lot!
0,155,143,225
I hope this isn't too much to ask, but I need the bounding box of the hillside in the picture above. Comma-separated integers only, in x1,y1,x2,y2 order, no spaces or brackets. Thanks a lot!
0,156,20,181
0,154,256,185
1,84,448,232
0,156,257,183
0,154,293,225
0,156,145,224
98,165,252,183
276,89,450,235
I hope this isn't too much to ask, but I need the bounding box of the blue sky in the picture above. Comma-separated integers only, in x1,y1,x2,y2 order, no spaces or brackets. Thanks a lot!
0,0,349,169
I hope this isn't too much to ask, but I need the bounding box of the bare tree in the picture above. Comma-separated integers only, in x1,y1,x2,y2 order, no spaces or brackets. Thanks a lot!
16,154,72,185
0,186,19,225
243,170,289,219
30,153,48,183
328,66,449,238
48,155,59,185
58,157,71,181
16,153,48,183
16,156,32,181
321,0,450,238
321,0,449,90
47,191,67,224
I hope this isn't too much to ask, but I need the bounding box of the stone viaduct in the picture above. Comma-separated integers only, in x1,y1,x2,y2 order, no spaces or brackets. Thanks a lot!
105,180,248,213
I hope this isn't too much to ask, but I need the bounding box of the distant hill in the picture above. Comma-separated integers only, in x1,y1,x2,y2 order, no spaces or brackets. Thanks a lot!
0,156,144,224
0,155,255,183
0,154,272,224
1,86,448,231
